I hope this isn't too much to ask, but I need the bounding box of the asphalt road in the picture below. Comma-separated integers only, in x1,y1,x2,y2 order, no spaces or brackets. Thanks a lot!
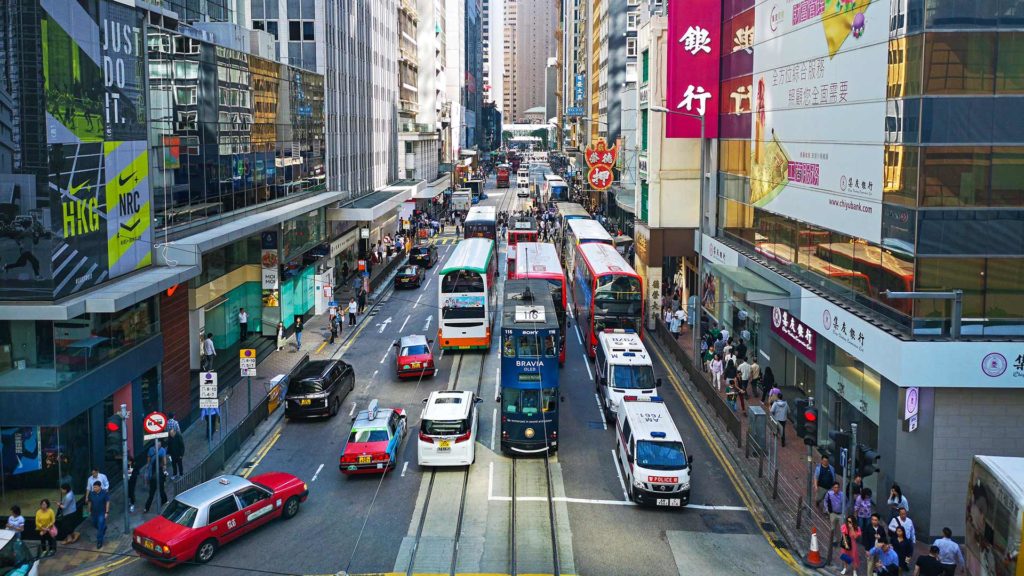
116,176,799,576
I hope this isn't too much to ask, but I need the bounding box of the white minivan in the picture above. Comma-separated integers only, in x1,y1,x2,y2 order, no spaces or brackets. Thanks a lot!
615,396,692,507
595,329,661,420
418,390,482,466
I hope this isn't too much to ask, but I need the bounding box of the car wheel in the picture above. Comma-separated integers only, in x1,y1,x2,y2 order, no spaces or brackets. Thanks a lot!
195,539,218,564
329,397,339,417
282,496,300,520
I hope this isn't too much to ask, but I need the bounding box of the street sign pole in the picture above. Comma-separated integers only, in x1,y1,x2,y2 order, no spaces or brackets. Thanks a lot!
120,403,129,531
155,437,163,514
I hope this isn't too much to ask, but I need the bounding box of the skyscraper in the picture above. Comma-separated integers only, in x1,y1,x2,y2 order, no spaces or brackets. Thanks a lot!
505,0,557,122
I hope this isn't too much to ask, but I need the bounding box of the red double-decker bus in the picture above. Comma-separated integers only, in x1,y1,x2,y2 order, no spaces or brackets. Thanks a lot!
505,215,539,277
572,243,644,357
496,164,511,188
514,242,567,363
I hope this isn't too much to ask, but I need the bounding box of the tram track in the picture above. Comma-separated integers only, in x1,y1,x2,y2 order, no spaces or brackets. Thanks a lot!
509,450,562,576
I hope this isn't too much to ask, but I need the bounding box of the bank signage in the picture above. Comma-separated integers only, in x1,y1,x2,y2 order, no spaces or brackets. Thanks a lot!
770,307,816,362
701,234,739,267
666,0,721,138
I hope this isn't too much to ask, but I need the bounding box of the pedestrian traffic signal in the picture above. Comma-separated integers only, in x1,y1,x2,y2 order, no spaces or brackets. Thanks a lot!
105,414,122,433
856,444,880,478
794,399,809,438
803,407,819,446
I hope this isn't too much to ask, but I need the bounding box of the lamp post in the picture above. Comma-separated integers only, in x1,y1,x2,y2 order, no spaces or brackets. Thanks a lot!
649,105,707,361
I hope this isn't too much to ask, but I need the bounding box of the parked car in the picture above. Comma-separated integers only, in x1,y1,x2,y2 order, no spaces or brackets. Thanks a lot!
0,529,38,576
284,359,355,419
394,334,436,379
409,242,439,268
395,265,425,289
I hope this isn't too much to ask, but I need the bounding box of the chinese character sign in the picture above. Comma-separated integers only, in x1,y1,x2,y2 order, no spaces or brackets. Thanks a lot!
666,0,721,138
770,307,817,362
585,138,618,191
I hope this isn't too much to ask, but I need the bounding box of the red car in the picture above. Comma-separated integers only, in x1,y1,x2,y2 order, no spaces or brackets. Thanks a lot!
394,334,436,379
339,400,408,475
132,473,308,567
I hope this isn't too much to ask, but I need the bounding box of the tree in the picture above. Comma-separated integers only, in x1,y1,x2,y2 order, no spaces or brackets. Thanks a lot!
502,130,513,145
530,128,549,150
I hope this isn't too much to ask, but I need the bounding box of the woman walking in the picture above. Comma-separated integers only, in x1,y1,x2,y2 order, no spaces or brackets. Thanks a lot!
276,321,285,351
891,526,914,573
854,488,874,534
887,484,909,522
58,483,81,544
723,358,738,395
36,499,57,557
710,354,724,390
838,515,861,575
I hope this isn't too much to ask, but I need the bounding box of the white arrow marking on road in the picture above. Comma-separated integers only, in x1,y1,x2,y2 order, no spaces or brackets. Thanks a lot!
424,315,433,331
377,316,392,334
399,314,410,333
311,463,324,482
401,461,409,477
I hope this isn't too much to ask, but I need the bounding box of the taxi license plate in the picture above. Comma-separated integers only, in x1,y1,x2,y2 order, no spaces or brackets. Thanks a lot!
437,439,452,451
411,362,421,368
358,455,371,464
656,498,682,507
299,399,312,406
144,541,154,550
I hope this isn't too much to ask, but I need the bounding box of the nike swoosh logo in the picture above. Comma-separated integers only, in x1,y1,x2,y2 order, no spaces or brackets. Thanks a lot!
69,181,89,196
119,172,137,187
120,219,141,232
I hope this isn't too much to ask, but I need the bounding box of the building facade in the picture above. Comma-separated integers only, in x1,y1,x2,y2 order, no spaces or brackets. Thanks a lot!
505,0,557,123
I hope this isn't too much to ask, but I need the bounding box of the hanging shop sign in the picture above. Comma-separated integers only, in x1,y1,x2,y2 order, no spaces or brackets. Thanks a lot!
585,138,618,191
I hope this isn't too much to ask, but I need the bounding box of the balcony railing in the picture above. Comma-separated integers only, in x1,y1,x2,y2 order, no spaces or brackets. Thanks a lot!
399,98,419,114
400,47,419,67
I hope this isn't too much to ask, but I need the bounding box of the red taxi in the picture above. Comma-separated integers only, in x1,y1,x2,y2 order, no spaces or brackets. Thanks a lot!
132,473,308,567
339,400,408,475
393,334,436,379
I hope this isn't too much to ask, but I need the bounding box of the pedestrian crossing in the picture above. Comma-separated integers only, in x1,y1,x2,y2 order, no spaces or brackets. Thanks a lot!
432,235,462,245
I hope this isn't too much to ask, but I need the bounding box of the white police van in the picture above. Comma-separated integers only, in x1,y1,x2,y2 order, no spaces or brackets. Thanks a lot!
595,329,661,420
615,396,692,507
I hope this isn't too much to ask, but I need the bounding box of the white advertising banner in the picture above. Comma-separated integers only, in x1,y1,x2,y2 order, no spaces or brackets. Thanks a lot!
702,234,740,267
750,0,888,242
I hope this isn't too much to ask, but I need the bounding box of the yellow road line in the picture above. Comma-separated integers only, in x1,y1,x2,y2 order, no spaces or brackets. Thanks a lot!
315,340,328,354
336,307,375,357
649,342,804,574
73,555,137,576
242,427,282,478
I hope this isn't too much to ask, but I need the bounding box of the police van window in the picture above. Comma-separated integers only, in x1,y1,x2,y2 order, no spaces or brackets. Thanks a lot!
518,335,540,357
208,496,239,523
621,418,632,441
636,440,687,470
543,335,557,357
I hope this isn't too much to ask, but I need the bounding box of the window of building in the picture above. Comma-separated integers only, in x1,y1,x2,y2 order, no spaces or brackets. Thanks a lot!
923,32,996,95
627,11,639,31
627,37,638,58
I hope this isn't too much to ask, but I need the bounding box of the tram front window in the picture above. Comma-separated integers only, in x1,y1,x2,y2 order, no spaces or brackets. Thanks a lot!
503,383,558,415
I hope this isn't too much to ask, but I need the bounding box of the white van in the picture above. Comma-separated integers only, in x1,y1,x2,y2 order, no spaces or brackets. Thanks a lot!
417,390,482,466
615,396,692,507
596,329,661,419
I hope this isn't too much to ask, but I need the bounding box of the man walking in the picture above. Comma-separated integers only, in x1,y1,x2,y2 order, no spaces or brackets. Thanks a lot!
914,546,946,576
166,428,185,479
294,317,304,350
889,507,916,543
348,298,358,326
86,480,109,549
84,467,109,497
202,332,216,370
868,542,900,576
823,482,845,544
815,455,838,505
770,393,790,446
862,513,890,575
238,308,248,340
357,286,367,315
737,356,752,413
143,441,168,513
932,527,964,575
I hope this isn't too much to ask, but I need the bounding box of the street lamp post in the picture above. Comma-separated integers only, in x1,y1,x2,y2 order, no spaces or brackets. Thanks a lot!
649,105,706,362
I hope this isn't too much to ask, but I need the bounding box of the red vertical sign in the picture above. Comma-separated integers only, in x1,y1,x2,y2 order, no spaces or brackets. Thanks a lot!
666,0,722,138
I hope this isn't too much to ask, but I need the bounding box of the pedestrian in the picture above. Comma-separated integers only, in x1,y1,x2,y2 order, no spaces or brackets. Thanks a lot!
736,338,748,361
770,393,790,446
749,357,761,396
887,484,909,522
329,311,339,344
710,354,724,390
838,515,861,575
815,456,838,507
862,513,890,575
932,528,964,576
276,321,285,351
868,542,900,576
357,287,367,315
737,356,752,413
202,332,216,370
238,307,248,340
341,261,350,280
913,546,946,576
848,474,864,502
891,526,914,572
166,412,181,434
669,309,682,338
143,441,168,513
760,366,776,403
5,505,24,540
84,467,109,497
127,455,140,513
888,507,916,544
36,498,57,557
823,482,845,545
294,317,304,350
167,428,185,479
855,488,875,534
725,381,737,411
348,298,358,326
723,357,738,394
86,480,110,549
58,483,81,544
713,335,726,357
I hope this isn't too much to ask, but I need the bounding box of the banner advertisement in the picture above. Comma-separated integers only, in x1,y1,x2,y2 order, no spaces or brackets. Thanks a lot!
1,427,42,476
750,0,889,242
261,231,281,336
666,0,722,138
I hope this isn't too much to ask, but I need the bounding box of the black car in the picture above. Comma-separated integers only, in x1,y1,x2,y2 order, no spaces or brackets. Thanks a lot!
395,265,425,289
408,243,439,268
284,359,355,418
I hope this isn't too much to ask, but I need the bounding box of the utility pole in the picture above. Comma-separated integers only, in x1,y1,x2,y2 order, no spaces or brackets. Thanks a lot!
119,403,130,531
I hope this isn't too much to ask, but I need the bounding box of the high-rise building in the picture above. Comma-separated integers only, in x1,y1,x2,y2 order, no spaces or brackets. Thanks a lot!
417,0,452,163
445,0,482,150
483,0,505,111
502,0,519,122
399,0,441,180
505,0,556,122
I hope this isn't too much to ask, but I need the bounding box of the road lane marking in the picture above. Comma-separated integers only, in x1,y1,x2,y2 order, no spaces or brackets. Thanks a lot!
648,340,801,572
315,340,327,354
494,367,500,401
424,314,433,331
583,353,594,381
311,463,324,482
401,461,409,477
612,449,628,500
575,325,583,345
491,407,497,451
399,314,410,332
424,277,431,288
349,402,357,417
380,349,390,364
414,294,422,308
592,394,608,430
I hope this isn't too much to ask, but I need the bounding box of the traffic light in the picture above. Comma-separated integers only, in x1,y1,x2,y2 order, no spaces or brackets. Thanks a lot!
856,444,880,478
803,407,819,446
105,414,122,433
794,398,809,438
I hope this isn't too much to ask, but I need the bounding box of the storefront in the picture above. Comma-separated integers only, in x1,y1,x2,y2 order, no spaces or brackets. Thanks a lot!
330,226,361,283
761,306,818,402
327,183,417,263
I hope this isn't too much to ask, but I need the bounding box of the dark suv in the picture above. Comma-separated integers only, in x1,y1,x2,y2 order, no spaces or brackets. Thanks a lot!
408,243,439,268
284,359,355,419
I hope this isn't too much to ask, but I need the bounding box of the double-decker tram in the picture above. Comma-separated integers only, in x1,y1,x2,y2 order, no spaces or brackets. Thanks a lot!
505,214,539,276
573,243,644,357
514,242,567,364
561,218,614,274
438,238,497,350
499,279,561,454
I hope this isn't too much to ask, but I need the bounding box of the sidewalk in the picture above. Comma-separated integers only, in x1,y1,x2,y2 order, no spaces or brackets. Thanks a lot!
43,255,405,576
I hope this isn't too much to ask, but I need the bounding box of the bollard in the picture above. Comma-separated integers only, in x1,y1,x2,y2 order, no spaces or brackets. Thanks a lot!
796,495,804,530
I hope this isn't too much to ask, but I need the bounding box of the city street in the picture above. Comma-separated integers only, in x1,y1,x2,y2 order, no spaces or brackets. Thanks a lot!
110,178,799,576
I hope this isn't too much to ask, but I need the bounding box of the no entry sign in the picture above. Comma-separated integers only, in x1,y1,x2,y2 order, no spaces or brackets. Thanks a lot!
143,411,167,435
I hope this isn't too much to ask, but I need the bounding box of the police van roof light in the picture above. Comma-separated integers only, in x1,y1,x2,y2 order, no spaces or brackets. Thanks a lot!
650,431,667,439
651,396,664,402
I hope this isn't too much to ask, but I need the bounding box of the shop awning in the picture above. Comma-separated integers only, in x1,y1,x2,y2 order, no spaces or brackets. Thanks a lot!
708,263,789,305
327,182,419,222
414,175,450,200
614,187,636,214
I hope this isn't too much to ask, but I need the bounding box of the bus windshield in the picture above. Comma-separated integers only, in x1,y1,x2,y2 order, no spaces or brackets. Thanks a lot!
442,270,484,292
596,275,642,303
610,364,656,389
502,386,558,415
636,440,687,471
